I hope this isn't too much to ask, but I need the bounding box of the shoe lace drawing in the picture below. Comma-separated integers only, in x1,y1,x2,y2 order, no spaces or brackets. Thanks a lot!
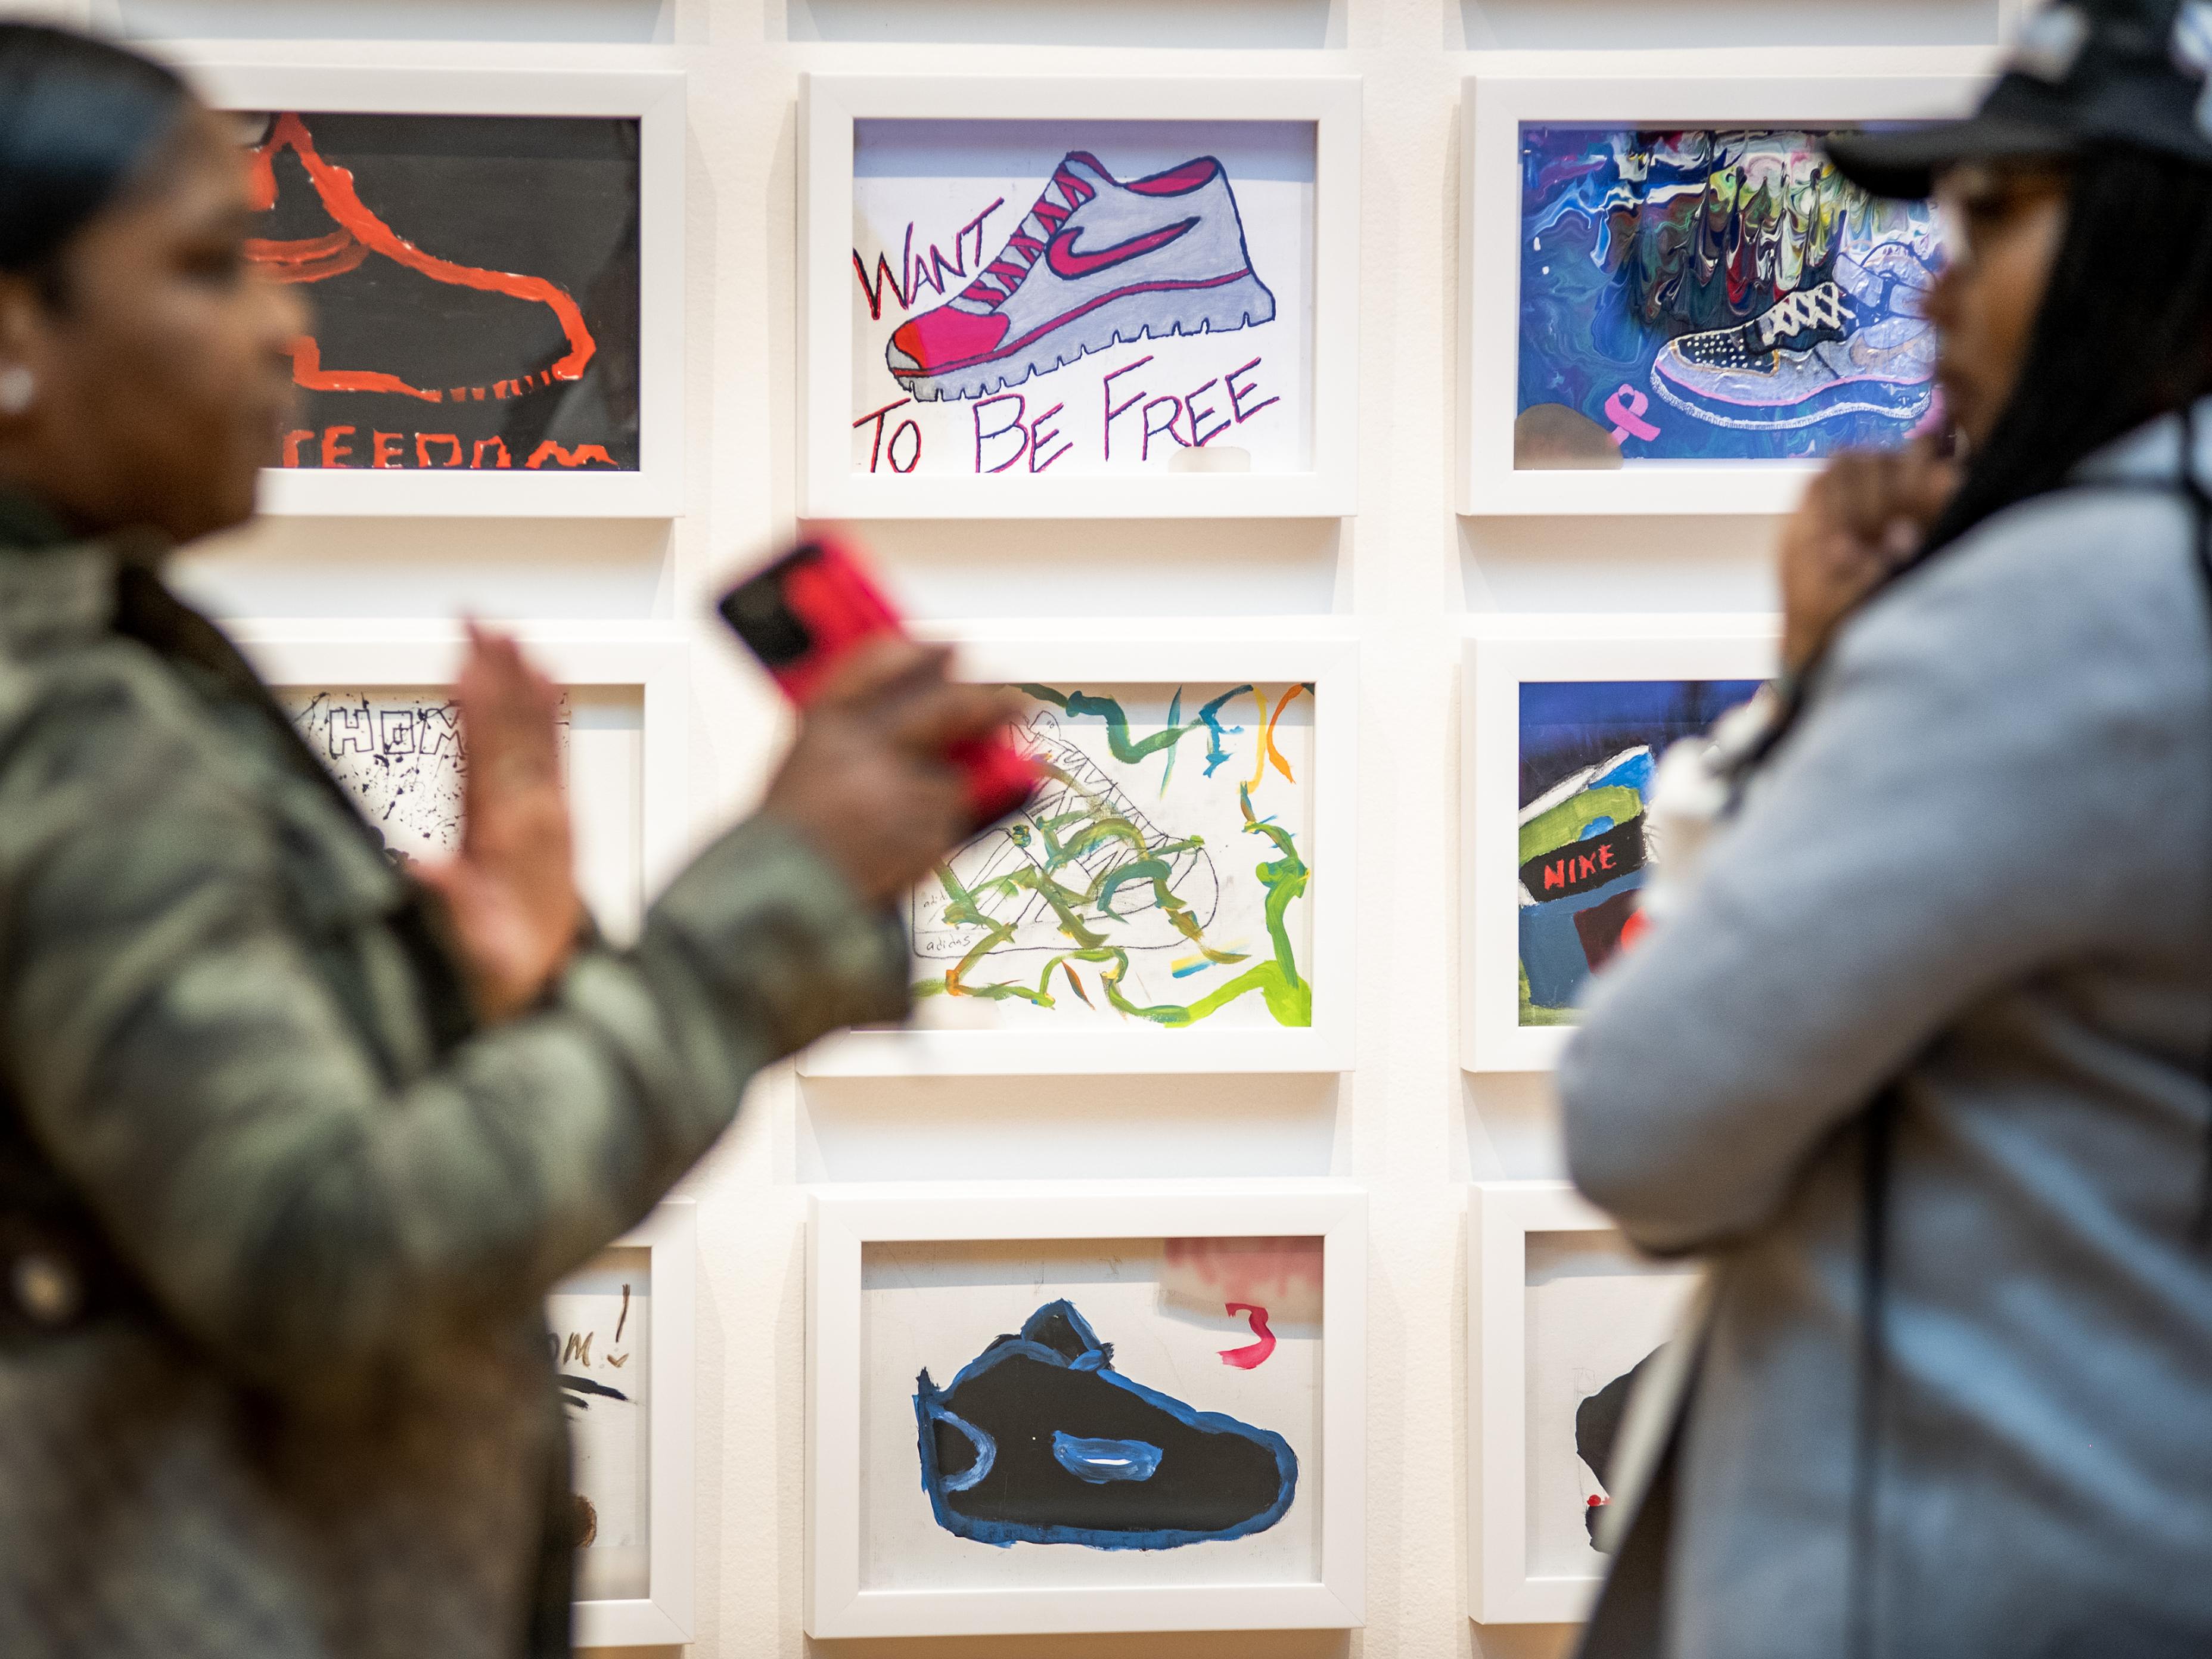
914,1299,1297,1549
243,111,598,408
1648,241,1938,431
886,153,1277,403
913,710,1221,969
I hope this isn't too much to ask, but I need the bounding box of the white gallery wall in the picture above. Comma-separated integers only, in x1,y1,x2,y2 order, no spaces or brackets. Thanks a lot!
15,0,2026,1654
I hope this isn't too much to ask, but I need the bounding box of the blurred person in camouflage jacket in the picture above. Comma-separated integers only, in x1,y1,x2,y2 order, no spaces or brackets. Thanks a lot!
0,25,1014,1658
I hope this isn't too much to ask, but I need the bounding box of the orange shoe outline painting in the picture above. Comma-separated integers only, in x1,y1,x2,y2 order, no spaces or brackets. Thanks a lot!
248,112,598,405
244,110,642,473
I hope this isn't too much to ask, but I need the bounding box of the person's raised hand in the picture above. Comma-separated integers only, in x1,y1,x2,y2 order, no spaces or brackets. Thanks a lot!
1780,438,1961,675
413,623,584,1023
760,639,1027,906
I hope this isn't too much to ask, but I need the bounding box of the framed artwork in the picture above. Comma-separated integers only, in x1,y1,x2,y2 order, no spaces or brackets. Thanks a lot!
807,1181,1366,1636
550,1197,697,1646
1467,1181,1701,1624
1461,615,1777,1073
797,624,1357,1077
1459,57,1990,516
168,57,685,517
800,73,1360,518
228,623,691,942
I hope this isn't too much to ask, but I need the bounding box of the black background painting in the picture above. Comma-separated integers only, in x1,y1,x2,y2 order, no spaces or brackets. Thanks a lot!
251,111,642,471
1518,680,1766,809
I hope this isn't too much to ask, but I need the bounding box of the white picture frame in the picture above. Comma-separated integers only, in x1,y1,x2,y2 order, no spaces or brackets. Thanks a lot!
1467,1180,1698,1626
1458,52,1993,517
797,620,1357,1077
558,1196,698,1648
1461,614,1778,1073
157,53,686,519
807,1180,1367,1638
229,622,691,937
799,72,1361,520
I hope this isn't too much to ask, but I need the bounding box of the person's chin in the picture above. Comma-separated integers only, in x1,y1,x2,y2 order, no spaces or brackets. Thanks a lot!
226,477,262,532
186,471,264,542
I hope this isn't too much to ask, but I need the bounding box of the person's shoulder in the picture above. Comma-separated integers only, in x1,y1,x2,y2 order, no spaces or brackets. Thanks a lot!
0,564,249,823
0,626,210,760
0,536,188,686
1846,476,2206,687
0,539,113,678
1930,479,2190,604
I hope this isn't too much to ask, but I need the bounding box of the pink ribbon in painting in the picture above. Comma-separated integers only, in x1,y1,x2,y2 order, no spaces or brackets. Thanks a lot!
1606,384,1662,446
1218,1303,1278,1369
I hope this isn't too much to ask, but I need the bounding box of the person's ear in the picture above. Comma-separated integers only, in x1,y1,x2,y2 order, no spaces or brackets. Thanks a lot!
0,274,48,421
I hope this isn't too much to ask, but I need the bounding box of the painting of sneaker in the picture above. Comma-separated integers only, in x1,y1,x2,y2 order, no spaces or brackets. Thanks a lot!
1517,679,1763,1026
238,110,643,470
887,152,1277,403
904,682,1315,1033
912,704,1222,968
1574,1346,1664,1552
914,1300,1298,1549
1649,241,1940,431
247,111,607,408
1517,126,1943,464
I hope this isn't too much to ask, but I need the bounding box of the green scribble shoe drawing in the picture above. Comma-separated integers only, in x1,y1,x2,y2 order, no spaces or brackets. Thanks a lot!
917,710,1223,966
912,689,1309,1029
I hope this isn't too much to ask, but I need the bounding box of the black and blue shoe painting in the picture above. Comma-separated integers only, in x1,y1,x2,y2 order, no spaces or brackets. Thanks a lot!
914,1299,1297,1550
1574,1345,1663,1552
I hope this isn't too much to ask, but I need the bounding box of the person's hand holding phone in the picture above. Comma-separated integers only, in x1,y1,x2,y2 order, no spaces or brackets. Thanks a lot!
760,639,1029,906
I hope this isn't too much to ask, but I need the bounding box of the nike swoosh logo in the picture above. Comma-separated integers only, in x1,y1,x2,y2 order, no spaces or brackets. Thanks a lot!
1045,217,1201,280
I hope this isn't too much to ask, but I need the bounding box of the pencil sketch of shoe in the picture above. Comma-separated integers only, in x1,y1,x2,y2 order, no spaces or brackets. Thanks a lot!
1649,241,1938,431
242,111,598,407
914,1300,1298,1549
887,152,1276,403
912,707,1221,969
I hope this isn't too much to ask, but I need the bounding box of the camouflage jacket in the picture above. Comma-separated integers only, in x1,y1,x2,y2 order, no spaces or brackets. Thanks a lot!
0,496,908,1658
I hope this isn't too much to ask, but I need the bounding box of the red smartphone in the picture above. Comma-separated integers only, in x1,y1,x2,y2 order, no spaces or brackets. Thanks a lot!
717,538,1039,828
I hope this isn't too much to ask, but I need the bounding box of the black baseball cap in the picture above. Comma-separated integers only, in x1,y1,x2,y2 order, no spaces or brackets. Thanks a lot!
1826,0,2212,199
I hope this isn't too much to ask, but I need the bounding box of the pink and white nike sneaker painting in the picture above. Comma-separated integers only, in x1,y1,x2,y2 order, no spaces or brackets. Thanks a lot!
849,122,1313,480
884,151,1277,403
